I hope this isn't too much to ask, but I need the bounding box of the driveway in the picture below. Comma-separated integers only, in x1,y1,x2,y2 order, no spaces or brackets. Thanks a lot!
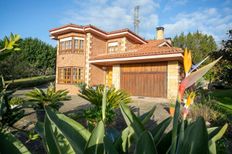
14,89,170,130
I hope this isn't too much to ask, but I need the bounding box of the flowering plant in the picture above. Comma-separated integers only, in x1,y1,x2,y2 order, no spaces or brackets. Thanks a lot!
170,48,225,153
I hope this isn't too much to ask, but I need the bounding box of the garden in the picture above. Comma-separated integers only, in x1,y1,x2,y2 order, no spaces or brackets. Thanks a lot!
0,31,232,154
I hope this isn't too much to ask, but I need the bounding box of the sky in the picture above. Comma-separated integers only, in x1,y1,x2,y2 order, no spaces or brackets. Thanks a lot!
0,0,232,46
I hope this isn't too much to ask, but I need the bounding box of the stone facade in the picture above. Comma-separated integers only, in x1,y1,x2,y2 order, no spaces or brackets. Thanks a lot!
167,61,179,100
85,33,92,86
112,65,120,89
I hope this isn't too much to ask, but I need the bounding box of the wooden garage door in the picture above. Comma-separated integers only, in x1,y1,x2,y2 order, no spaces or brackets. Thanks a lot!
120,62,167,97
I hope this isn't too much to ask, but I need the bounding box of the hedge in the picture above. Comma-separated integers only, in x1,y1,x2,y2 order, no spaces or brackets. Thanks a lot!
6,75,55,89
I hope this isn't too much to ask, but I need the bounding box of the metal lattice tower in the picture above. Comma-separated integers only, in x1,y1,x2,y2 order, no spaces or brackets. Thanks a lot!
134,6,140,35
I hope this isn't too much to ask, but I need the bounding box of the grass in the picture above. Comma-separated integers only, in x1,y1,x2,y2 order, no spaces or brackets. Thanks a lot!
6,75,55,89
210,89,232,114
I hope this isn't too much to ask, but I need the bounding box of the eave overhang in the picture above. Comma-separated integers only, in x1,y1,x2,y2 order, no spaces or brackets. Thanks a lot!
89,53,183,66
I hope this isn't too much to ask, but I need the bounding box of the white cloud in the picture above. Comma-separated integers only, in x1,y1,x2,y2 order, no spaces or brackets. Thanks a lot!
163,8,232,43
61,1,232,43
61,0,160,39
163,0,189,12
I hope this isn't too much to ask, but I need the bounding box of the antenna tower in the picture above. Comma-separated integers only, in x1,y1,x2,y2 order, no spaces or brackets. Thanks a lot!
134,6,140,34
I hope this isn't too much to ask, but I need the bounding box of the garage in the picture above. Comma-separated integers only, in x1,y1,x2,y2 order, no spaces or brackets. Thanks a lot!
120,62,167,98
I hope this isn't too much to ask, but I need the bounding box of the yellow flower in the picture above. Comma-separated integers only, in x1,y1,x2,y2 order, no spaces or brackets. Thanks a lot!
185,92,196,108
183,48,192,76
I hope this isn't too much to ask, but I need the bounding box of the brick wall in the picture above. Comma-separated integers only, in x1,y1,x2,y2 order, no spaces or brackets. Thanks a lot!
89,64,105,86
55,33,86,95
107,38,124,53
90,34,107,56
126,38,140,51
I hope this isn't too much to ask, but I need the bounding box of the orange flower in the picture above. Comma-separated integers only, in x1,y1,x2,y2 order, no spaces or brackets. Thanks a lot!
178,84,185,102
184,92,196,108
183,48,192,76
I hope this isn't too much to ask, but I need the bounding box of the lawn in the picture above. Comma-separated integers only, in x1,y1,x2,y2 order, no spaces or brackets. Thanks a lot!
210,89,232,114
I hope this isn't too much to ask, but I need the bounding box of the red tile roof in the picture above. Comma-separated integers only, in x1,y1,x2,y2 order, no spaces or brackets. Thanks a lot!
49,24,147,43
90,40,183,60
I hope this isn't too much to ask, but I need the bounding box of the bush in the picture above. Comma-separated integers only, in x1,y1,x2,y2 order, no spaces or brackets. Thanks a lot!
25,83,70,122
32,102,227,154
78,85,131,126
6,75,55,89
9,97,24,106
188,101,222,123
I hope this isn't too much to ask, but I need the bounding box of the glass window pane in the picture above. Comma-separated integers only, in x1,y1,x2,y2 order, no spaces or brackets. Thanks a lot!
80,40,83,49
74,40,78,49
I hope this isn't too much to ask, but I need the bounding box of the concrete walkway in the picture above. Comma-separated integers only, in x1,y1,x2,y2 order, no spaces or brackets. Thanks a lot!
14,88,170,130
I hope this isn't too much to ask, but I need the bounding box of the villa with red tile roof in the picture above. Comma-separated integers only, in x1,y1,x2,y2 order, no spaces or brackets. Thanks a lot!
49,24,183,99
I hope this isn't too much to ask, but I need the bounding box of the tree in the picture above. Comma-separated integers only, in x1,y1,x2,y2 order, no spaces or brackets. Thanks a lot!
0,37,56,80
211,29,232,86
173,31,217,63
19,38,56,75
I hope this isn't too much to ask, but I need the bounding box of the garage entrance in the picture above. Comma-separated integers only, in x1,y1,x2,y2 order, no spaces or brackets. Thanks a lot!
120,62,167,97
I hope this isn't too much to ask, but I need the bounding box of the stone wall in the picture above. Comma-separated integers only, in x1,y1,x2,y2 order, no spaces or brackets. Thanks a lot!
85,33,92,86
112,65,120,89
167,61,179,100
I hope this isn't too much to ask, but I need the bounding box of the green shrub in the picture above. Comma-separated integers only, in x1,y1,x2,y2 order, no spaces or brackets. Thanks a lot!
34,99,227,154
188,100,223,123
9,97,24,106
82,104,116,127
0,76,25,128
6,75,55,89
78,85,131,126
25,83,70,122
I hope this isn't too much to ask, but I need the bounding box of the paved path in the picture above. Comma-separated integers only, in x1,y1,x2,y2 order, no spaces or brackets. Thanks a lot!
14,88,170,130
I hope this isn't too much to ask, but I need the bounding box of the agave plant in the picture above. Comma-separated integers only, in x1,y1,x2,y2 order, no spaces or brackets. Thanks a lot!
0,76,31,154
79,85,131,108
38,88,227,154
25,83,70,122
0,76,25,129
79,85,131,126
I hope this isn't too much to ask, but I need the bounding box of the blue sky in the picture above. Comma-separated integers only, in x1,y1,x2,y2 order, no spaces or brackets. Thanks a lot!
0,0,231,46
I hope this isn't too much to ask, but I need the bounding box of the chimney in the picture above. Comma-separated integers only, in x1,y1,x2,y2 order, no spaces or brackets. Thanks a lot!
156,27,164,40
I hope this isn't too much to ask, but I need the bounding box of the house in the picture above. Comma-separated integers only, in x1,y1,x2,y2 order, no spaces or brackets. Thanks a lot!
49,24,183,99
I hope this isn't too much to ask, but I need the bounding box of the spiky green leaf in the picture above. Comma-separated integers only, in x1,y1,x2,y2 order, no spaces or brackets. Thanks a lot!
151,117,172,145
135,131,157,154
84,121,105,154
179,117,209,154
0,132,31,154
45,107,90,154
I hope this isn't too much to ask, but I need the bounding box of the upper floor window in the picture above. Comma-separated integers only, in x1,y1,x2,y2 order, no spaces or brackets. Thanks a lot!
59,37,84,54
58,66,84,84
74,37,84,53
60,38,72,54
108,42,118,53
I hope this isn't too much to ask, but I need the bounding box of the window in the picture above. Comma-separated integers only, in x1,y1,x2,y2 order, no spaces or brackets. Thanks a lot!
58,67,84,84
59,37,84,54
60,37,72,54
74,38,84,53
108,42,118,53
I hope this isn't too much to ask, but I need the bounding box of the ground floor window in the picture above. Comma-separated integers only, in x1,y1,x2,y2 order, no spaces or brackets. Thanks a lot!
58,67,84,84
